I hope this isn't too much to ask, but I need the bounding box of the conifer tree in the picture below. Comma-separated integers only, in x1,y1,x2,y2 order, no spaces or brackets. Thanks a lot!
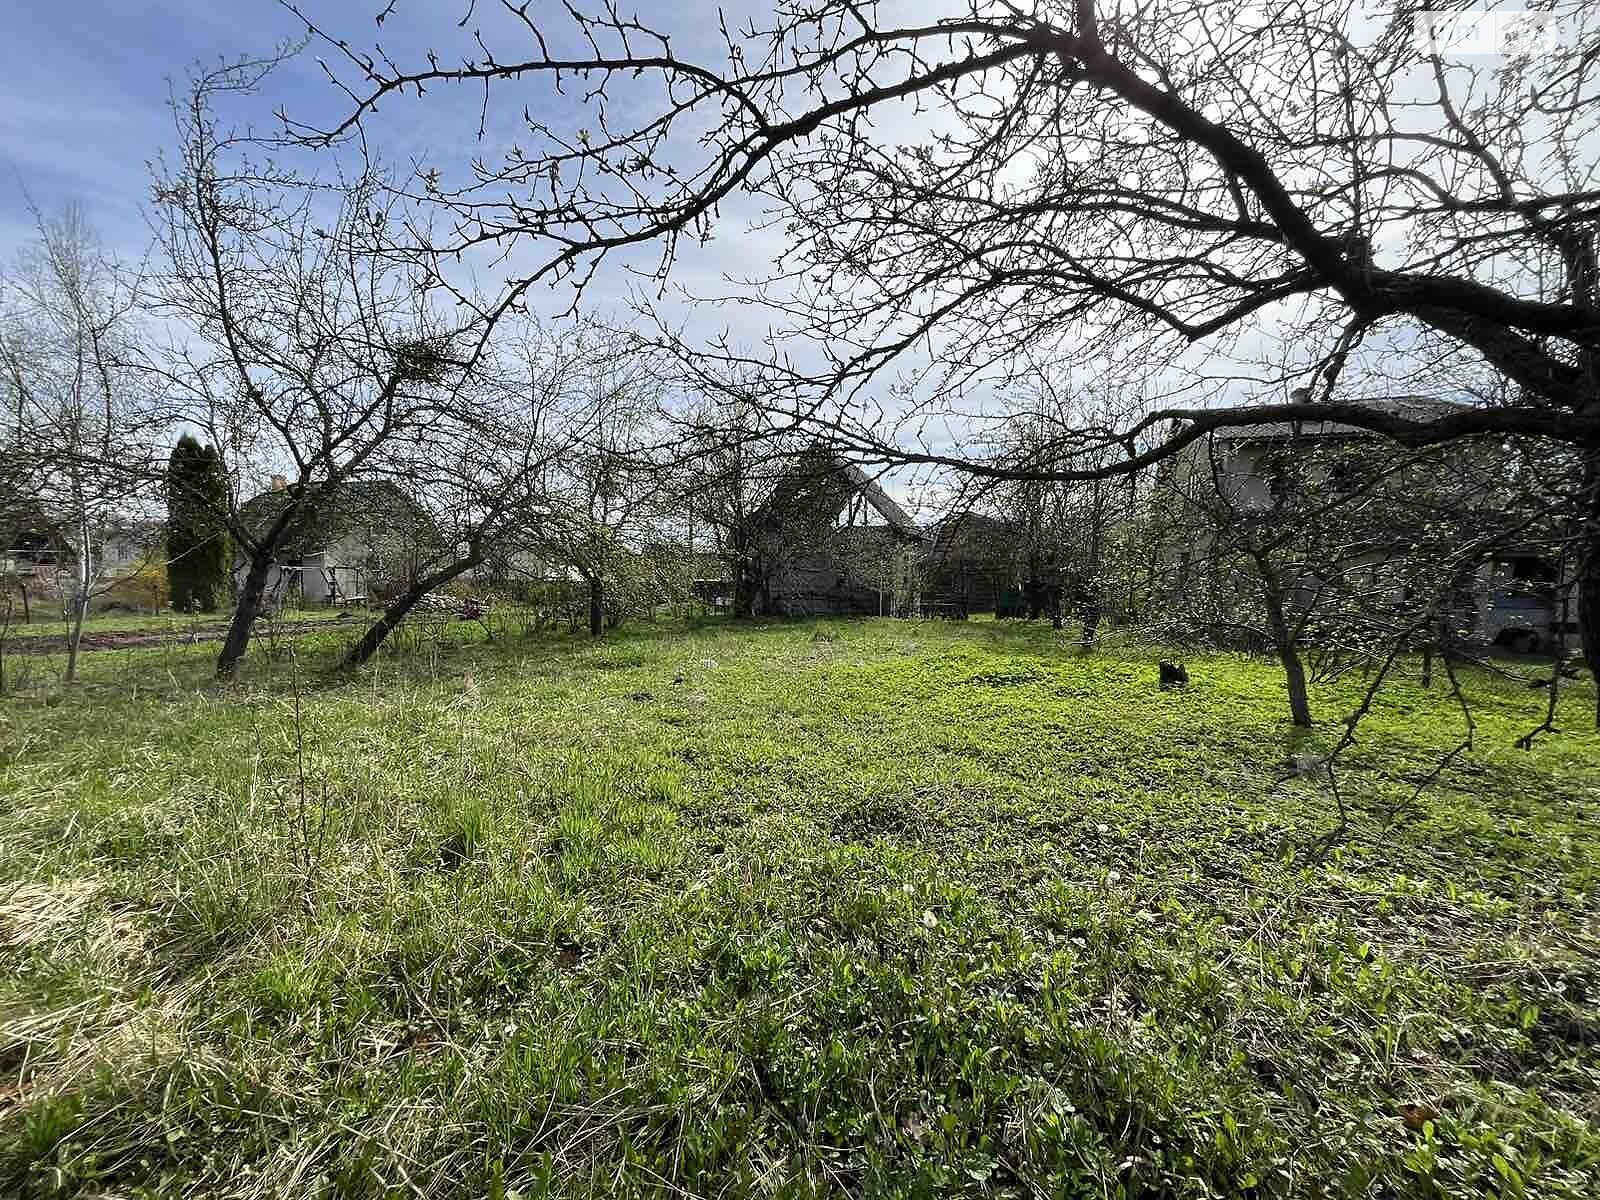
166,435,229,611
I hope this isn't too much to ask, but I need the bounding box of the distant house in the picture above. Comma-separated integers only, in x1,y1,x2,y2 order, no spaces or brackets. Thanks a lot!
920,511,1028,615
1162,395,1577,652
684,550,734,612
2,514,70,593
756,452,922,616
236,477,442,607
2,510,161,603
467,535,565,589
99,525,163,580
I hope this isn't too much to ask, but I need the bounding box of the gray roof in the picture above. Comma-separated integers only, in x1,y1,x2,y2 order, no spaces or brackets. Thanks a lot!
928,510,1021,543
840,463,917,533
239,479,439,555
1208,395,1469,442
754,448,919,539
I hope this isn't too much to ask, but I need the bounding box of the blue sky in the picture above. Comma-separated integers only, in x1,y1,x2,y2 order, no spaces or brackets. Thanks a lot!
0,3,568,247
1,0,868,451
2,1,1494,481
2,2,302,250
0,0,1352,499
0,0,765,310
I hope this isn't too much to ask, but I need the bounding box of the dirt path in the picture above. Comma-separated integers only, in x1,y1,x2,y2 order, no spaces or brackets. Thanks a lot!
3,616,355,656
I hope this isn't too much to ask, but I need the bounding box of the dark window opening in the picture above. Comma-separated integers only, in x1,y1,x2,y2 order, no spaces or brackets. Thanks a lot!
1328,460,1358,493
1504,557,1557,585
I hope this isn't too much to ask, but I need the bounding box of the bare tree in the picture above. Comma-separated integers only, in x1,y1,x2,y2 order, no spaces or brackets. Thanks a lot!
674,390,820,618
987,382,1129,637
287,0,1600,715
1162,421,1568,726
538,341,670,636
147,61,480,677
0,203,154,681
340,320,599,667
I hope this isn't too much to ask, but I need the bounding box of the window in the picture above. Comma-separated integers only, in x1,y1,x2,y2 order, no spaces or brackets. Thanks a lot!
1257,448,1298,504
1328,460,1358,494
1506,557,1557,585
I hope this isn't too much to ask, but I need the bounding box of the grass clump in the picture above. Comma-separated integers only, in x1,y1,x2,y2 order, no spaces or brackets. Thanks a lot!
1,616,1598,1197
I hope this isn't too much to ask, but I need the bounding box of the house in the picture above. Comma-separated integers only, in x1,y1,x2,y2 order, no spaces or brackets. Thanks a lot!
2,509,162,609
755,452,923,615
920,511,1029,616
1161,395,1577,651
683,551,734,612
236,477,442,607
99,525,163,580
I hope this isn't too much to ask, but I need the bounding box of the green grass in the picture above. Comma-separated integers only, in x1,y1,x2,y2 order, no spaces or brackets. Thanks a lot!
1,616,1597,1198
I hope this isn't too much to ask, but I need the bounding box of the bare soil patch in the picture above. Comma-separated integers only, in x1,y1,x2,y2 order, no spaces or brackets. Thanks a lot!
4,616,351,655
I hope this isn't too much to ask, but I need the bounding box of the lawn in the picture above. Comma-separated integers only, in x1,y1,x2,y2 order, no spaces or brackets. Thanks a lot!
1,616,1597,1198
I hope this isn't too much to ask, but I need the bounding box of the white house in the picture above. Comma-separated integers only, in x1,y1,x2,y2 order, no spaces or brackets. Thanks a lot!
1162,396,1577,653
236,478,441,608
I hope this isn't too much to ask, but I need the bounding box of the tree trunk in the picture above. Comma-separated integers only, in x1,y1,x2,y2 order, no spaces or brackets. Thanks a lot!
342,555,483,669
1086,502,1106,645
64,592,88,684
1079,586,1103,649
1577,447,1600,727
217,554,272,679
733,561,757,618
588,576,603,637
1259,573,1313,727
1246,544,1314,727
0,598,12,694
1275,637,1313,728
